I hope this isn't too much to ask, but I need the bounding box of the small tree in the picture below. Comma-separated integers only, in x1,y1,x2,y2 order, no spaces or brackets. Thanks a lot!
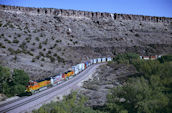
12,69,29,86
0,66,11,93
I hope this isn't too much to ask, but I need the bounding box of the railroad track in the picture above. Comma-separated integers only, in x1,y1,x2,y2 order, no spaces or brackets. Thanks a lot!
0,64,101,113
0,97,26,108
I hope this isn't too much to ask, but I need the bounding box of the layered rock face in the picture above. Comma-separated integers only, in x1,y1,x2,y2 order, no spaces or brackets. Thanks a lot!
0,5,172,23
0,5,172,80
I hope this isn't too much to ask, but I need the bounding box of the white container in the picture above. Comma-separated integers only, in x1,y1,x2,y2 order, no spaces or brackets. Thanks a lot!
98,58,101,63
50,77,54,85
139,56,143,59
88,61,91,66
81,63,85,71
143,56,149,60
77,63,85,72
72,66,79,75
102,58,106,62
107,57,112,61
93,59,97,64
90,59,93,64
77,64,82,72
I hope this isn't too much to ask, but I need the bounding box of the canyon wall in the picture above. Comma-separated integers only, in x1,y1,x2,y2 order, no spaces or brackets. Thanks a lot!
0,5,172,23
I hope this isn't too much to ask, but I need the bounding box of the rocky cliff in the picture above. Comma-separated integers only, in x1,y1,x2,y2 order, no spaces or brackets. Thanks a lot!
0,5,172,80
0,5,172,23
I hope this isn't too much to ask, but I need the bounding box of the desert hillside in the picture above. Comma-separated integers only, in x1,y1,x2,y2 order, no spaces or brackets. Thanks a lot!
0,5,172,80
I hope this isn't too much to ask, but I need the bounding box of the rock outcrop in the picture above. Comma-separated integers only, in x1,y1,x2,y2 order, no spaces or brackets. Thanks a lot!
0,5,172,23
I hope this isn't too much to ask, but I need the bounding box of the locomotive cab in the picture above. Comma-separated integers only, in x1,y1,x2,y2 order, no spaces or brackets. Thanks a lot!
26,81,39,93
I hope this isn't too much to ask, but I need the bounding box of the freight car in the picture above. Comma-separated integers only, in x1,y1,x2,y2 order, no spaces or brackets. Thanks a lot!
50,74,64,86
93,59,97,63
107,57,112,61
97,58,101,63
72,65,79,75
101,58,106,62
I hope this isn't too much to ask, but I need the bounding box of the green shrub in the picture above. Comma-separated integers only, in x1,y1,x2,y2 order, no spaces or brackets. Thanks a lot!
51,36,55,40
114,53,139,64
28,51,34,56
40,33,44,37
39,43,42,49
0,66,29,97
43,48,46,51
105,57,172,113
18,34,21,37
0,42,6,48
8,48,15,54
39,52,44,57
35,55,40,60
19,42,26,49
0,23,2,27
56,40,62,43
26,37,31,43
32,42,35,45
42,39,48,45
49,56,55,63
35,37,40,41
158,55,172,63
32,58,35,62
73,41,78,45
31,48,35,51
13,39,19,43
41,58,45,61
33,92,101,113
107,76,169,113
48,50,51,54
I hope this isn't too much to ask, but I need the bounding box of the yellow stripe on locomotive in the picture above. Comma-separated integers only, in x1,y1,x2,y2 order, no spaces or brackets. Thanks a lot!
26,79,50,93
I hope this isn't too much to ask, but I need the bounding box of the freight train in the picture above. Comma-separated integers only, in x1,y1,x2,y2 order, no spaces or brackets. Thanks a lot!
26,57,112,94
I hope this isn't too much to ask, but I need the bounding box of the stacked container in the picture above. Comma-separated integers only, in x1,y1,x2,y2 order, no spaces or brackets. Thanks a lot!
85,61,89,68
102,58,106,62
98,58,101,63
90,59,93,65
107,57,112,61
77,63,85,72
81,63,85,70
72,65,79,75
93,59,97,64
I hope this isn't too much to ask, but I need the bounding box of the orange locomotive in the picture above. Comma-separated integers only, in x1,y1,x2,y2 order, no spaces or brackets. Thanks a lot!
26,71,74,94
63,70,74,79
26,78,51,94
